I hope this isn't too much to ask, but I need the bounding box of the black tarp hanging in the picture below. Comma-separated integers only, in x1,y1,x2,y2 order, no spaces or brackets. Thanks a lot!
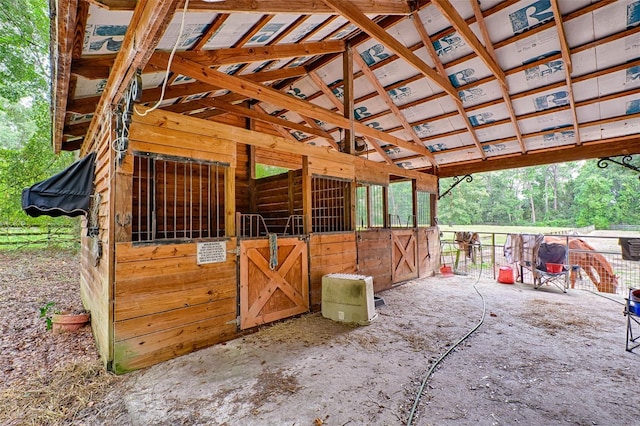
22,152,97,218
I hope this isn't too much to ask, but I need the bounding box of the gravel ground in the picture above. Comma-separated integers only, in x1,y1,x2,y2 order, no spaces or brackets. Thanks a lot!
1,248,639,425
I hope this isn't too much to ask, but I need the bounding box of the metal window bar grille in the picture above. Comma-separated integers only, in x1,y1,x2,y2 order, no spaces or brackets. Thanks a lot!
238,214,270,238
355,185,368,230
283,215,304,236
132,155,225,242
312,176,348,233
369,184,384,228
417,191,431,227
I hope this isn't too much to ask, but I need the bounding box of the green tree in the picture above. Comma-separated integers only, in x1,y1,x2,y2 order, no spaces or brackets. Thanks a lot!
0,0,75,226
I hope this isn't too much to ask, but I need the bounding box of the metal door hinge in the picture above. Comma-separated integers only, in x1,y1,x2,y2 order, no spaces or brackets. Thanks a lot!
227,247,240,256
225,317,240,326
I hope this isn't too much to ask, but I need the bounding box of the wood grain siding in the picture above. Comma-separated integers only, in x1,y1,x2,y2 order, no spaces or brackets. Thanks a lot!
356,229,392,292
418,227,439,278
235,143,251,215
113,241,237,373
254,170,303,234
391,229,419,283
80,118,112,365
309,233,357,309
255,147,302,170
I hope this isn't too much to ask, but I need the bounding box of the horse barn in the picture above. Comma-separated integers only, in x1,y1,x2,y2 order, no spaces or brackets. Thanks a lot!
44,0,640,373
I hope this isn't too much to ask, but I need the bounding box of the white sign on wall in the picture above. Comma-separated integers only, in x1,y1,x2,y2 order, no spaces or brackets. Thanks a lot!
197,241,227,265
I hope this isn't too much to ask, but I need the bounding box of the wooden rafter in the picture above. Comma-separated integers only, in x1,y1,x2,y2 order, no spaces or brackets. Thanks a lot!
72,41,345,79
67,66,307,115
307,71,395,165
52,0,79,152
413,12,486,160
252,104,311,144
94,0,414,14
550,0,580,145
79,0,180,152
156,52,436,158
198,98,337,144
192,13,230,51
430,0,506,88
179,40,345,67
469,0,526,153
321,0,458,99
353,53,437,168
435,136,640,178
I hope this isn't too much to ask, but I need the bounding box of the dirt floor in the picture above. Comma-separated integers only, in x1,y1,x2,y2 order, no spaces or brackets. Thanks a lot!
1,248,640,425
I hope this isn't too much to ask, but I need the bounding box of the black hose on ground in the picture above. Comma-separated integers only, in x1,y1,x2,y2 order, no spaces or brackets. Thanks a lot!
406,250,487,426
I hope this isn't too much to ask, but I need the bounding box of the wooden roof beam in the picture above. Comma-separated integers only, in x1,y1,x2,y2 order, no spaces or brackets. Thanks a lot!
430,0,506,89
52,0,79,152
157,52,435,158
352,52,438,168
307,71,395,165
79,0,180,153
413,12,486,160
469,0,526,153
94,0,414,14
72,41,345,79
68,66,307,115
434,136,640,178
320,0,458,99
551,0,580,145
178,40,345,67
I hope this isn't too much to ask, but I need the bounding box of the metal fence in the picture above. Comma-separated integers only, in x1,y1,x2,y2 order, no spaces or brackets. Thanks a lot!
440,231,640,296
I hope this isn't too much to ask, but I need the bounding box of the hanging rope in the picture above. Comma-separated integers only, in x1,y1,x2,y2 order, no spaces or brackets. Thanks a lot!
268,233,278,271
134,0,190,117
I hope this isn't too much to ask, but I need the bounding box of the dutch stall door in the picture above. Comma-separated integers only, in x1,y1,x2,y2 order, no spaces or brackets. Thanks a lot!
239,237,309,329
391,229,418,283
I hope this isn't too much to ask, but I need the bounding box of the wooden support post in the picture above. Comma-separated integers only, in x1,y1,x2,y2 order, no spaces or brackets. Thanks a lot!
383,185,389,229
342,43,354,155
247,102,257,213
302,157,312,234
288,170,295,216
248,145,257,213
347,181,356,231
114,153,133,243
225,166,236,236
411,180,418,229
430,192,437,227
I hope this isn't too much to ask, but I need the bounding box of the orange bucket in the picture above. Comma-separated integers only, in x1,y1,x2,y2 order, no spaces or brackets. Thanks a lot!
440,265,454,277
546,263,563,273
497,266,514,284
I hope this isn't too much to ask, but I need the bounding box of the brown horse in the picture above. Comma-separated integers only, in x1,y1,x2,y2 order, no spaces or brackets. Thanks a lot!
455,232,480,262
544,236,618,294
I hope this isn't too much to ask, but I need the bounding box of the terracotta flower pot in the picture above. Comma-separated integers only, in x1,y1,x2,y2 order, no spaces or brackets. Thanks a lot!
51,312,90,333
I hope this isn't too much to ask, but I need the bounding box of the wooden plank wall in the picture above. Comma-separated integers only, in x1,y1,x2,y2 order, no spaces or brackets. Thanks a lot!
418,227,440,278
79,114,113,365
309,233,357,309
236,143,251,214
106,111,242,372
356,229,392,292
113,242,237,373
253,170,303,234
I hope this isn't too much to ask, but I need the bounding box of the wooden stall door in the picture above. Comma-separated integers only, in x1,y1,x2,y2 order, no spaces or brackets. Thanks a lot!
391,229,418,283
239,237,309,330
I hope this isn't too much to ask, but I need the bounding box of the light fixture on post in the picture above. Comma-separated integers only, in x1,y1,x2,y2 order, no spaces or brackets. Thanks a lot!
337,128,366,153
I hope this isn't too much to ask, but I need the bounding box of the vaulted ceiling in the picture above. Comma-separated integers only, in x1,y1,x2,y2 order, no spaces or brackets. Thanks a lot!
53,0,640,177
